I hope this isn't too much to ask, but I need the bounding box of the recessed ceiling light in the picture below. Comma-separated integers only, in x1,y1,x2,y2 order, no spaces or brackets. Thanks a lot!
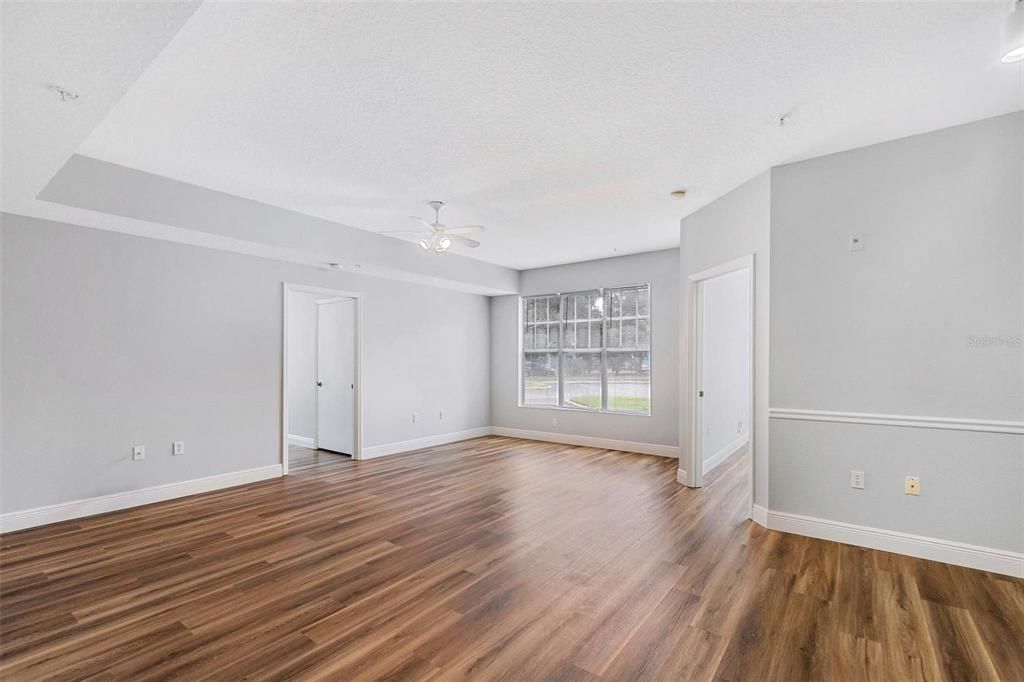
1003,0,1024,63
670,190,687,200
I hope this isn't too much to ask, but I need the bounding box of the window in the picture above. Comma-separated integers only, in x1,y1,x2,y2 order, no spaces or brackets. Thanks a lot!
522,295,560,406
520,285,651,414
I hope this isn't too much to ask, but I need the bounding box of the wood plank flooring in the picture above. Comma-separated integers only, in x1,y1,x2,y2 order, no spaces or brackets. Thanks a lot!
1,436,1021,680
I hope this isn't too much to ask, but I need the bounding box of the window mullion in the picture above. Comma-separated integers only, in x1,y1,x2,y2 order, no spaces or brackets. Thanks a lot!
557,294,565,408
600,289,608,411
520,299,525,406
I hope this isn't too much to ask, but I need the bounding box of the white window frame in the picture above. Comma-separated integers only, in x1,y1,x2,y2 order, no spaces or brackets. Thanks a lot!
518,284,652,416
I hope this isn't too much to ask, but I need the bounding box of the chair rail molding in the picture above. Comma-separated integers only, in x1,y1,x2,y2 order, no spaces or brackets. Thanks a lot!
769,408,1024,435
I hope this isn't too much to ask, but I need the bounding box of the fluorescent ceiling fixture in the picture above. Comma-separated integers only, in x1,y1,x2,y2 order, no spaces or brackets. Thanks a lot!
1003,0,1024,63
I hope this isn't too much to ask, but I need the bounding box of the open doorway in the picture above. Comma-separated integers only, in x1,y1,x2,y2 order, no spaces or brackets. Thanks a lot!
686,256,754,518
283,283,362,474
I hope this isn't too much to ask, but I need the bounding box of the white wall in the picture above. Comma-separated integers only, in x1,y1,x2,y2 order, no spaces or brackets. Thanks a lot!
680,172,771,502
1,214,491,514
490,249,679,451
286,290,319,439
769,112,1023,552
700,268,751,472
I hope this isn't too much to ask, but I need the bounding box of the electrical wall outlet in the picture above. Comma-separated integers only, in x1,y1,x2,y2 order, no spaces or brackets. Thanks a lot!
905,476,921,496
849,234,864,251
173,441,185,456
850,470,865,490
737,421,743,433
132,445,146,461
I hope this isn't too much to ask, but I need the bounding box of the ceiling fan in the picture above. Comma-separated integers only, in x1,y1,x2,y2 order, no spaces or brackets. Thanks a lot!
383,201,485,252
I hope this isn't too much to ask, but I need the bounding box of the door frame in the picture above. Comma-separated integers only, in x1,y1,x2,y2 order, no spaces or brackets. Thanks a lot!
685,254,754,520
282,283,364,474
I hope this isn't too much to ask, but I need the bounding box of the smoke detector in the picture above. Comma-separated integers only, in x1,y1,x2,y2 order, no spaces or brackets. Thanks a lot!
48,84,79,102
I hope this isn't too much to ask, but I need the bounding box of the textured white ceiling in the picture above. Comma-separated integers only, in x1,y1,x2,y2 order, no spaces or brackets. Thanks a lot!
0,1,199,218
26,3,1024,269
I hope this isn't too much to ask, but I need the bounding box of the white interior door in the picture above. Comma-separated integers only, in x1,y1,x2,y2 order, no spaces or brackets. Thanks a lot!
695,280,705,469
694,267,752,485
316,298,356,455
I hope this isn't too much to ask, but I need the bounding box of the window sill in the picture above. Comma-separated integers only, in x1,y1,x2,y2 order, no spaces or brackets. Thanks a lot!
516,404,652,417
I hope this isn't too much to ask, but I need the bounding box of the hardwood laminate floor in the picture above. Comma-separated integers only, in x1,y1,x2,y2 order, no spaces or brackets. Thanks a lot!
2,437,1021,680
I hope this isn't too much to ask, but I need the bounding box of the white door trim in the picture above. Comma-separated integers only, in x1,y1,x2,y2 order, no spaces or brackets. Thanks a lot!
282,283,364,474
685,254,755,522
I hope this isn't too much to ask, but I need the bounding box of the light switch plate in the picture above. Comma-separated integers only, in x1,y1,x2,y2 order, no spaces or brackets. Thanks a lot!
850,470,865,489
905,476,921,496
849,234,864,251
173,441,185,456
132,445,146,461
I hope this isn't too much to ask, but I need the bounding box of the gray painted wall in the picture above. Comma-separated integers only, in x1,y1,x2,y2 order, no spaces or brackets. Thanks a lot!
1,214,491,513
769,112,1023,551
286,290,319,439
490,249,679,448
40,154,520,296
680,172,771,503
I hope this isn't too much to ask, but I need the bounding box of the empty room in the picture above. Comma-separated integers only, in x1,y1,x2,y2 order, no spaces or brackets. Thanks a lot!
1,1,1022,680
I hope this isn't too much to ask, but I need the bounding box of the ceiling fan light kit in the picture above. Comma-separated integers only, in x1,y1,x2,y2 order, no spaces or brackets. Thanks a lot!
384,200,485,254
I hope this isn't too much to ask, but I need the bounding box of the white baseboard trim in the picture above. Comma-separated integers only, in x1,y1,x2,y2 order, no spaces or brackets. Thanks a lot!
490,427,680,459
702,434,749,475
769,408,1024,435
287,434,315,448
752,504,769,527
676,468,688,485
360,427,493,460
762,508,1023,578
0,464,283,534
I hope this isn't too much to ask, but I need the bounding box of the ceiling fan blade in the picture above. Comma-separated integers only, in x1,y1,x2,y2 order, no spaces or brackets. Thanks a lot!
449,234,481,248
446,225,485,234
409,216,435,229
380,230,429,236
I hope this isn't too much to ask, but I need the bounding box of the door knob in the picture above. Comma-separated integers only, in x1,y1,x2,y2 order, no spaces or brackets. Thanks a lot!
698,389,704,397
317,381,323,387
